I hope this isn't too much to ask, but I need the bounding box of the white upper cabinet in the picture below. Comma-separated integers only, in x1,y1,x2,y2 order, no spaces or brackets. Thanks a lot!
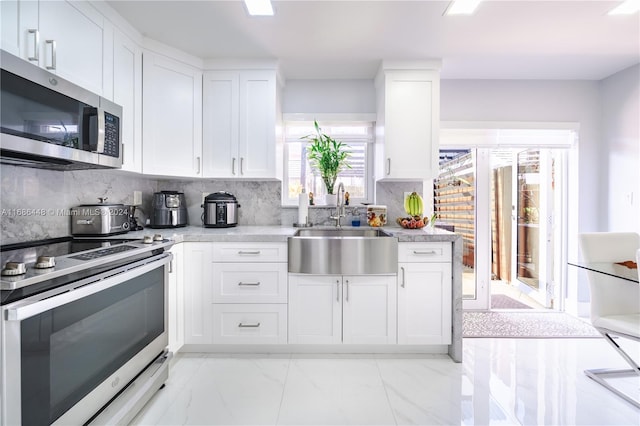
2,0,105,95
1,0,38,59
203,70,276,178
142,51,203,177
110,27,142,173
375,63,441,181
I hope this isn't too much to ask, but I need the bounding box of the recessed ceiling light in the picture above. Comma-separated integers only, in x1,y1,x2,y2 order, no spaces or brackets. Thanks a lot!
445,0,483,16
608,0,640,15
244,0,274,16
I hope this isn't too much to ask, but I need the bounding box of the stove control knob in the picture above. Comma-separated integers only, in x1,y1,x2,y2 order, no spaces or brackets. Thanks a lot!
1,262,27,276
153,234,164,242
142,235,154,244
34,256,56,269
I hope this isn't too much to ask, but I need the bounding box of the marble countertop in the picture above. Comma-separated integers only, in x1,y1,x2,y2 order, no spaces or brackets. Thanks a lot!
124,225,461,244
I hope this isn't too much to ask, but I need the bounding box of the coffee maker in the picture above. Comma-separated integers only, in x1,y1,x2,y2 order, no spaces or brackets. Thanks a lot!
149,191,188,228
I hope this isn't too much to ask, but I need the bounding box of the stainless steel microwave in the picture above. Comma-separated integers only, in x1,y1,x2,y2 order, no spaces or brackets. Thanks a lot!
0,50,122,170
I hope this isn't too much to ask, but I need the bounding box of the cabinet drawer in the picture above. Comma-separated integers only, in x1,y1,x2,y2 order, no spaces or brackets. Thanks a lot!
213,263,287,303
212,304,287,344
212,242,287,262
398,242,451,263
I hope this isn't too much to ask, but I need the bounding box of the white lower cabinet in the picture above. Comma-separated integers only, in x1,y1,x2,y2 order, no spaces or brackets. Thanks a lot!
288,274,397,345
397,243,452,345
212,242,288,344
167,243,184,353
183,242,214,344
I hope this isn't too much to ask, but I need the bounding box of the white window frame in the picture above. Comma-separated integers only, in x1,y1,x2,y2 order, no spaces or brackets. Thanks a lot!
282,115,375,206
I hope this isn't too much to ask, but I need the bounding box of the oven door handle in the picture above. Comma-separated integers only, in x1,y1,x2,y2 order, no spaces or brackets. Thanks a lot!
5,253,172,321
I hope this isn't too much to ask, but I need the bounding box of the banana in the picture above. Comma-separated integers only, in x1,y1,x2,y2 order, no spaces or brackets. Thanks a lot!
409,194,417,216
405,192,423,217
404,194,412,215
416,194,423,217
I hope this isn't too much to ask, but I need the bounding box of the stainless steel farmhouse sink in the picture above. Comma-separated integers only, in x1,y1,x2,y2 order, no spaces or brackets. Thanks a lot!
288,228,398,275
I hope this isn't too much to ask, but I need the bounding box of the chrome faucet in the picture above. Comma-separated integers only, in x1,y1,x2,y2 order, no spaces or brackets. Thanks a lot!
330,182,346,227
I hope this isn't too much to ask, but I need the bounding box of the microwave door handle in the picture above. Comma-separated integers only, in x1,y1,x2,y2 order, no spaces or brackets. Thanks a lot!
94,107,105,153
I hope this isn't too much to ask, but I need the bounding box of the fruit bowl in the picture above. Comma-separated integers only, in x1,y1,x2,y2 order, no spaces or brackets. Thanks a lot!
396,216,428,229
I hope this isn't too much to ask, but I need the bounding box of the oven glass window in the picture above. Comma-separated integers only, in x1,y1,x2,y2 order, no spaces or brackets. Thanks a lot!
20,268,165,425
0,69,89,150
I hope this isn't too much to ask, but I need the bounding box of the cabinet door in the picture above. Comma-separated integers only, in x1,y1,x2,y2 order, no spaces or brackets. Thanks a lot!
142,51,203,177
342,275,397,344
183,243,213,344
168,244,184,353
288,274,341,344
112,28,142,173
202,71,239,177
397,263,452,345
38,0,104,95
1,0,38,60
238,70,276,178
377,70,439,180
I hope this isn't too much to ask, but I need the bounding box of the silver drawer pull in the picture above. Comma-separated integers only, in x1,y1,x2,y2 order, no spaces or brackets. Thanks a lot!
76,219,94,225
238,322,261,328
238,282,261,286
238,250,260,255
413,250,437,255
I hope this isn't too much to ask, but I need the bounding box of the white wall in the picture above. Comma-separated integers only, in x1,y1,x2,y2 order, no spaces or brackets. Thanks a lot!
282,79,375,113
600,64,640,233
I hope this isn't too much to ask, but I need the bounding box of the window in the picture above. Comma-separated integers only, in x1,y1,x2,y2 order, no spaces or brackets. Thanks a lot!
283,121,374,205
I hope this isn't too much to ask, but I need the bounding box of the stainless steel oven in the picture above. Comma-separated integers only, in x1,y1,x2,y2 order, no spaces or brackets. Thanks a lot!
0,237,173,425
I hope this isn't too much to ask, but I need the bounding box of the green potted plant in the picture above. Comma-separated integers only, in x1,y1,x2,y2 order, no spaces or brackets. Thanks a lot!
303,121,350,205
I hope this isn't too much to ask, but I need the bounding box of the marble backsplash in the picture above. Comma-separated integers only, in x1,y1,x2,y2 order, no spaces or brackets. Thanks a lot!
1,164,428,244
155,179,282,227
0,166,283,245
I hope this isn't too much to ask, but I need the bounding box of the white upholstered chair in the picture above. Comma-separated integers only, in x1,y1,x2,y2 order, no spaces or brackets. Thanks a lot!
579,232,640,408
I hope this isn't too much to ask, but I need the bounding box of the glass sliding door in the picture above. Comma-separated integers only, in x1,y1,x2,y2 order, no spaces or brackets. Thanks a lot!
510,149,557,308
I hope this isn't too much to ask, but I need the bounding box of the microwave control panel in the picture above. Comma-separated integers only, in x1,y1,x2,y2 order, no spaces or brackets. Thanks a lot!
103,113,120,158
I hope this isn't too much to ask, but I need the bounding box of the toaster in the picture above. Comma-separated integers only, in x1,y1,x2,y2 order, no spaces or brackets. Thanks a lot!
71,200,130,236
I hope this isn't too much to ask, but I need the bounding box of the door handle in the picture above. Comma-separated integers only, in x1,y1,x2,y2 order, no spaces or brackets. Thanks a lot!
386,158,391,175
232,157,236,175
45,39,56,70
240,157,244,175
400,267,405,288
345,279,349,302
27,29,39,62
336,279,340,302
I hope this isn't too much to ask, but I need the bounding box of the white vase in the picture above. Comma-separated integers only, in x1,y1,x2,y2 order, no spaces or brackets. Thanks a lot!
324,193,338,206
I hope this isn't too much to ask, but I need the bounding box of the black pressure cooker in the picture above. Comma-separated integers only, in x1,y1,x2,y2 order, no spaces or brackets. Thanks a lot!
202,191,240,228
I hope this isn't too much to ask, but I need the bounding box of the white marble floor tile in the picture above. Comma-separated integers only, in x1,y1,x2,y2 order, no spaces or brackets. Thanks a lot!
157,357,290,425
132,339,640,426
463,338,640,425
131,353,207,425
277,358,397,425
376,357,465,425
